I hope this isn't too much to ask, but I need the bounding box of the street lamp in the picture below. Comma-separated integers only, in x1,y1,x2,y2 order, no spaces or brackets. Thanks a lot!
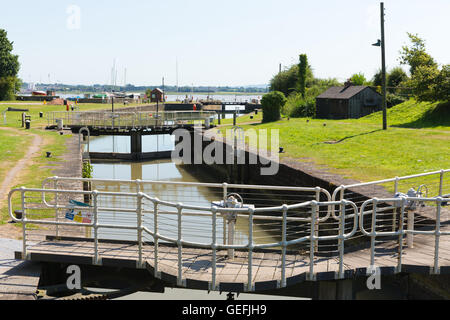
372,2,387,130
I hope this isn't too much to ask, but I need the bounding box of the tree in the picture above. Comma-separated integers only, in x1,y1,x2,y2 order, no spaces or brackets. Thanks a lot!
372,69,383,87
434,65,450,102
400,33,448,102
349,72,367,85
297,54,308,97
399,33,437,76
387,67,408,93
261,91,286,123
0,29,20,101
270,63,313,97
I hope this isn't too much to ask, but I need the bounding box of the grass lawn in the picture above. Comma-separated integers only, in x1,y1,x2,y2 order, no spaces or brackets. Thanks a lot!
0,127,70,225
219,99,449,185
0,101,135,224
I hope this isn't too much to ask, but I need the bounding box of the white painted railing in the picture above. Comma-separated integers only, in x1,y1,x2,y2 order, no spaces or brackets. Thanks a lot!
47,111,217,129
7,172,450,291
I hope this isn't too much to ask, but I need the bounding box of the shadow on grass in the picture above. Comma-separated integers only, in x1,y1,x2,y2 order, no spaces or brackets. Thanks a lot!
314,129,382,145
393,101,450,129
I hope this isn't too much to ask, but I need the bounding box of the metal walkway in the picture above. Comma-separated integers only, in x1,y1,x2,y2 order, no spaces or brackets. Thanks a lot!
8,170,450,292
47,111,217,131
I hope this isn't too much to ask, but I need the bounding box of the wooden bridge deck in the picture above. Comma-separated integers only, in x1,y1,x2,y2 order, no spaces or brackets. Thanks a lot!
18,227,450,292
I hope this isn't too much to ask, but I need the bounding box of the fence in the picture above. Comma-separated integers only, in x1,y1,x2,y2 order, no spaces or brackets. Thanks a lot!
47,111,217,130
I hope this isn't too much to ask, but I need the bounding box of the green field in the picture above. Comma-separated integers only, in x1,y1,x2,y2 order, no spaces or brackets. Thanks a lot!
0,101,142,224
219,100,449,183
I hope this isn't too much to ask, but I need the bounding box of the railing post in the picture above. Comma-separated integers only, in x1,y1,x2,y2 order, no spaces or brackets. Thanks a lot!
54,179,59,238
247,206,254,292
281,205,288,287
434,197,442,274
439,170,444,196
153,199,159,277
397,197,406,273
393,177,399,232
137,192,143,268
21,187,27,260
394,176,399,194
308,201,317,281
370,199,378,267
407,209,414,248
222,183,228,246
315,187,320,253
92,191,100,265
211,206,217,291
177,203,183,286
338,201,345,279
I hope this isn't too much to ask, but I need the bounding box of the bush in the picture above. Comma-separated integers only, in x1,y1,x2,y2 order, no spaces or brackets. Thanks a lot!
82,161,93,179
386,93,408,108
261,91,286,123
0,76,17,101
283,94,316,118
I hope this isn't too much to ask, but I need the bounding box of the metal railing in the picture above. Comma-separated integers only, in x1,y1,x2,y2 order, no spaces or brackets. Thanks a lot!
47,111,217,130
360,196,450,274
8,175,450,291
331,169,450,247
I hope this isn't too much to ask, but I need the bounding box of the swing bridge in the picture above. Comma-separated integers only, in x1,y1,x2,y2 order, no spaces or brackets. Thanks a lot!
7,169,450,296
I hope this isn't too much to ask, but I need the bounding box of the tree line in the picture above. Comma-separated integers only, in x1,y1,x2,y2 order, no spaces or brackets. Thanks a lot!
263,33,449,122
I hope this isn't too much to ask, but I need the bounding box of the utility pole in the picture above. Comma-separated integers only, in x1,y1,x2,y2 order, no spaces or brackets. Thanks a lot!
380,2,387,130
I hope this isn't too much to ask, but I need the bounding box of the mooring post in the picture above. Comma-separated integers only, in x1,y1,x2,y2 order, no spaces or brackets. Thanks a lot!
233,112,236,126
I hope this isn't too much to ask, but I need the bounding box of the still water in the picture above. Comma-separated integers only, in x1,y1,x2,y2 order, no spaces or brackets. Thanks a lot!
88,135,280,246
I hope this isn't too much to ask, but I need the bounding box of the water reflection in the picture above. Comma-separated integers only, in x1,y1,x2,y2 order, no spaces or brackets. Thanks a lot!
88,135,175,153
91,160,280,245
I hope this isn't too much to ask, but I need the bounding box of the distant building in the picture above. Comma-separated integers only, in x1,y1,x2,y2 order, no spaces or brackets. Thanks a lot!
150,88,164,103
315,84,382,119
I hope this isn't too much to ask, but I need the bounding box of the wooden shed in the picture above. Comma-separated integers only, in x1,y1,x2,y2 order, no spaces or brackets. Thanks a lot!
315,85,382,119
150,88,164,103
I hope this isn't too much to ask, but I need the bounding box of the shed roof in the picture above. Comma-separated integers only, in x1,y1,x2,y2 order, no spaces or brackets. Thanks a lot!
152,88,164,93
316,85,378,100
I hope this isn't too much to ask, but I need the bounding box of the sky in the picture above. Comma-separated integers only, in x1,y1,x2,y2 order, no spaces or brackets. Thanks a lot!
0,0,449,87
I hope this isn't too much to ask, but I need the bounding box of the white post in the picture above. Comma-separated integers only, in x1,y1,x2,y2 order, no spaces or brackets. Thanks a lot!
338,201,345,279
177,204,183,286
93,191,99,265
54,180,59,237
211,207,217,291
248,207,254,291
281,205,288,287
154,200,159,277
407,210,414,248
434,198,442,274
137,192,143,268
308,201,317,281
21,188,26,259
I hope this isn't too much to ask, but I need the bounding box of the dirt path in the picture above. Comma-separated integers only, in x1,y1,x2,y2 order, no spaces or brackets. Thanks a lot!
0,128,43,204
0,127,44,239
